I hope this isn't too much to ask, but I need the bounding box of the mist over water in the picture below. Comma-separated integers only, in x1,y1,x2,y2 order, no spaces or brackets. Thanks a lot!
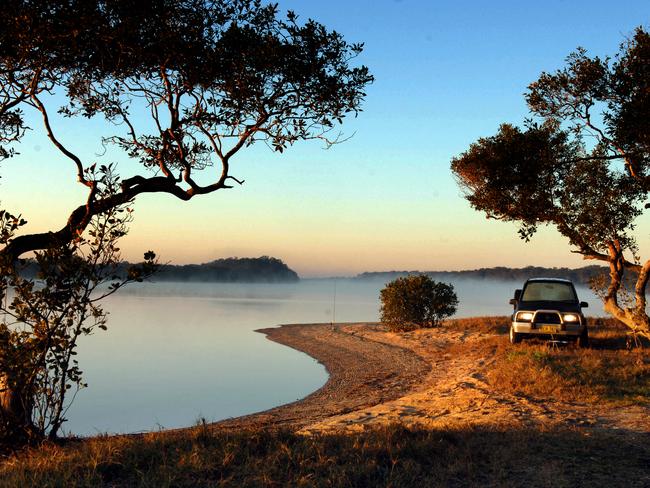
65,278,601,436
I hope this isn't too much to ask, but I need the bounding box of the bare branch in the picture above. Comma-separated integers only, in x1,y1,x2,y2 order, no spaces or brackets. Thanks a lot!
30,94,90,188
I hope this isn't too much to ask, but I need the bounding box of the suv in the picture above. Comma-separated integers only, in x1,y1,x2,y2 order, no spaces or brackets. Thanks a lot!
509,278,589,347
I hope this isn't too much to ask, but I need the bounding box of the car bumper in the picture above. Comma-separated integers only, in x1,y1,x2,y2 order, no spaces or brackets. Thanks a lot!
511,321,584,337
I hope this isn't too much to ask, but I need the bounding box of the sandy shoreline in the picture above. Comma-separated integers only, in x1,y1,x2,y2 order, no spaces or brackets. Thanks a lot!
215,323,429,431
214,321,650,436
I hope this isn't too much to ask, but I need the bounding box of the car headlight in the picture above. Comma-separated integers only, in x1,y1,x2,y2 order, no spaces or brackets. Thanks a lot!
517,312,534,322
563,314,579,322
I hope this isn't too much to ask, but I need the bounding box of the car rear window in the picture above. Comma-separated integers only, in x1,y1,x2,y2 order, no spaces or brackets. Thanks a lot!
521,282,576,302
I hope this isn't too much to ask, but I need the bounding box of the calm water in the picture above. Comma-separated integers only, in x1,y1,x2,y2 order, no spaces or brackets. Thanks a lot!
65,278,600,436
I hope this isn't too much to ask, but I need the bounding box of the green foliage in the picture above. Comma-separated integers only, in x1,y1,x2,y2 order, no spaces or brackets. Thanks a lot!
451,27,650,337
380,275,458,332
0,0,373,182
0,0,372,262
357,265,610,286
0,168,158,445
157,256,300,283
451,27,650,256
451,121,644,253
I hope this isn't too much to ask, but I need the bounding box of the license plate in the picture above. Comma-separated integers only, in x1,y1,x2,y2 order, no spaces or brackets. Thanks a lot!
540,325,559,333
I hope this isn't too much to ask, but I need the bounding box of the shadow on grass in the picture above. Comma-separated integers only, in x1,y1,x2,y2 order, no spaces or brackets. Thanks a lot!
2,423,650,487
588,321,650,351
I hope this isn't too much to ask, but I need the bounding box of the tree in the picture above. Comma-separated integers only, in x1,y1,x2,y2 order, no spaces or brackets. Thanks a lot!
380,275,458,332
0,0,372,260
0,170,157,443
451,27,650,339
0,0,372,443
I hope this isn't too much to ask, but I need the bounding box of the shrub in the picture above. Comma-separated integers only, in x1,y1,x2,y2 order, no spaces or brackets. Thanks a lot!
379,275,458,332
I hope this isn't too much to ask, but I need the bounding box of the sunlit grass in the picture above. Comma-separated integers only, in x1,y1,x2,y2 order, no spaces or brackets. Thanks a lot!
445,316,650,404
493,345,650,403
443,315,510,334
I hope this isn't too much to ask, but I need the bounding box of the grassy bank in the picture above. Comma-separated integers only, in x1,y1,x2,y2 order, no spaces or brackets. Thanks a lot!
1,423,649,487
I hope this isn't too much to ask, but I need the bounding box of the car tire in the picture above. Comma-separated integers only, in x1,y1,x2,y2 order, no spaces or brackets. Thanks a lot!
577,327,589,348
509,325,522,344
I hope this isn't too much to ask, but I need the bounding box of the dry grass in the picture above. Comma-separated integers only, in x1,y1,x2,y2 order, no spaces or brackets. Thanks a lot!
446,316,650,405
488,342,650,404
1,422,649,487
443,315,511,334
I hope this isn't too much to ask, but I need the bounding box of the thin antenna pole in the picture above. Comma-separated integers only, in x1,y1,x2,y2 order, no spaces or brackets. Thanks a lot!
332,279,337,326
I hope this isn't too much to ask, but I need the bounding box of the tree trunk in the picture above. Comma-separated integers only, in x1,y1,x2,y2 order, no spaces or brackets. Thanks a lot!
0,375,35,443
603,298,650,341
601,247,650,341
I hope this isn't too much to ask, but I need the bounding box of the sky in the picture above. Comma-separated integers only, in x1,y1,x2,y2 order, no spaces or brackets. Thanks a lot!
2,0,649,277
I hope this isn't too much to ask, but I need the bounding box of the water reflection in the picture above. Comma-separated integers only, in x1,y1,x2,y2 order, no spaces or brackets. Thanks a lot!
65,278,601,435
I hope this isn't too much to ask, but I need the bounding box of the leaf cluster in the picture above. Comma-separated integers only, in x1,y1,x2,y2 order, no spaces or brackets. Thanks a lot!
526,28,650,178
451,122,644,255
451,27,650,259
379,275,458,332
0,0,373,188
0,170,159,444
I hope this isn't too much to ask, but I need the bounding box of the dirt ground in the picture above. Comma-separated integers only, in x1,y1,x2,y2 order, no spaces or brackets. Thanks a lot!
215,322,650,437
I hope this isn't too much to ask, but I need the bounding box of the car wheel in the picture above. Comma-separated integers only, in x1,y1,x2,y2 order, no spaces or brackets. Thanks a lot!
577,327,589,348
509,324,522,344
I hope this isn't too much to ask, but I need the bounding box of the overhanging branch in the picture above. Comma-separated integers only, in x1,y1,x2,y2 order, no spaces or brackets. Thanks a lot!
1,175,221,261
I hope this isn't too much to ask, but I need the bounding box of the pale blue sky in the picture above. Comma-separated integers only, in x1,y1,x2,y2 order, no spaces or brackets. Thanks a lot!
2,1,649,276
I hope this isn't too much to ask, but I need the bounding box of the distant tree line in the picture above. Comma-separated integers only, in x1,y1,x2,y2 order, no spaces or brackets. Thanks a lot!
20,256,299,283
356,266,609,286
158,256,299,283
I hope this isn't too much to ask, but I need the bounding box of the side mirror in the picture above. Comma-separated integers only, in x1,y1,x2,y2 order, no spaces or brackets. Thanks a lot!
580,301,589,308
509,290,521,307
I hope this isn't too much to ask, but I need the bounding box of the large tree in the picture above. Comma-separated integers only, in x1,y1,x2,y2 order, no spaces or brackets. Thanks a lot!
0,0,372,442
0,0,372,259
451,27,650,340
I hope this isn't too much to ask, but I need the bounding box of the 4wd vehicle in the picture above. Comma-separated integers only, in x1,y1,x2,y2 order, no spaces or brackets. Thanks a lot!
509,278,589,347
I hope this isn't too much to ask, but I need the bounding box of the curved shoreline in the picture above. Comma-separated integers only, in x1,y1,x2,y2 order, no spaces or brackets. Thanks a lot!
213,320,650,436
214,323,430,431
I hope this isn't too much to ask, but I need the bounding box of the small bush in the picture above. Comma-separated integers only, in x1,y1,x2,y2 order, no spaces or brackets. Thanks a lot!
380,275,458,332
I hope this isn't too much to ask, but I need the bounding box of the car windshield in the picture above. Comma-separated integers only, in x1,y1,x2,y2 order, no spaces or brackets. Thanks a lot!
521,282,576,302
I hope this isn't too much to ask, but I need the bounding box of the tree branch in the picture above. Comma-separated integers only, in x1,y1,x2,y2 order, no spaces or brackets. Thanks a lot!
1,175,201,261
30,94,91,188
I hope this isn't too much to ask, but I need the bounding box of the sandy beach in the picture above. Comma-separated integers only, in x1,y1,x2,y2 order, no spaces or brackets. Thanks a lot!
216,322,650,436
215,323,429,431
